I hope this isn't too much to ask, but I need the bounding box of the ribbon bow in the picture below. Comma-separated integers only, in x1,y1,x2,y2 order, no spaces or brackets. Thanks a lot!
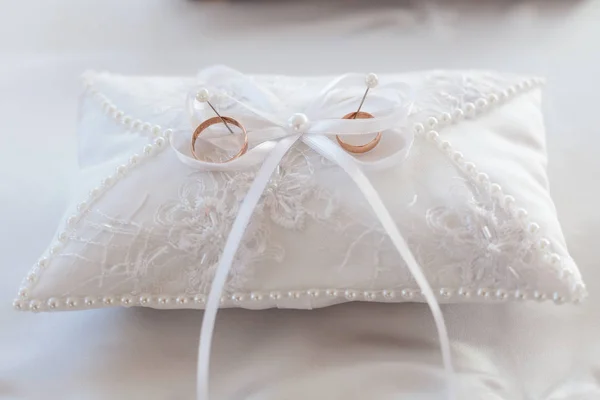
170,66,455,400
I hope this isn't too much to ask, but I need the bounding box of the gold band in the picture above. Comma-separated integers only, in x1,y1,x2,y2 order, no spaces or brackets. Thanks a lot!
191,116,248,163
336,111,382,154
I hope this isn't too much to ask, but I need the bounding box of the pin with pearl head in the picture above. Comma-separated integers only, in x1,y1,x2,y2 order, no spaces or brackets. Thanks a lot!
336,73,382,154
190,88,248,163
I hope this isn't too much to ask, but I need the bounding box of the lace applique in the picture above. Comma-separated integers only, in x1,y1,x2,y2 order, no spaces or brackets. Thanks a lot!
420,178,535,288
70,71,550,297
410,71,514,118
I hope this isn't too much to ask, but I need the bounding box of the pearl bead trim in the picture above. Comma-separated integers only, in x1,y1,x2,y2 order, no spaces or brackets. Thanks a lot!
12,285,577,312
82,77,166,138
14,76,585,312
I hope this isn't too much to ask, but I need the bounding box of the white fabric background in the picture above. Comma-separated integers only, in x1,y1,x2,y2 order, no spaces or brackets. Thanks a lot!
1,1,599,399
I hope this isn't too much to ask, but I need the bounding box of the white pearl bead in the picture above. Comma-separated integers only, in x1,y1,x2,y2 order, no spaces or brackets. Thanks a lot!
307,290,320,298
287,113,310,133
103,296,115,305
441,112,452,124
364,291,376,300
439,288,451,298
452,151,464,164
13,299,23,310
176,296,188,305
66,298,78,307
413,123,425,134
122,116,132,127
552,292,564,304
537,238,550,250
516,208,528,220
477,172,489,184
548,253,561,265
514,290,526,300
490,183,502,195
195,88,210,103
193,295,206,304
345,290,357,299
475,98,488,111
50,244,61,255
427,116,438,129
528,222,540,234
89,187,100,198
129,154,140,165
142,122,152,132
488,94,499,104
121,295,134,306
77,201,87,212
116,165,127,176
507,87,517,96
37,258,48,268
158,296,169,305
452,108,464,121
162,129,173,140
30,300,41,312
382,290,395,299
27,273,36,283
66,215,78,227
463,162,476,175
132,119,142,131
101,176,114,188
325,289,338,297
154,137,166,147
115,111,124,121
47,298,59,309
84,297,95,306
18,288,28,298
464,102,476,117
477,288,488,297
401,289,413,299
365,73,379,88
57,232,68,242
231,293,243,302
503,195,516,210
426,130,439,143
495,289,507,300
250,293,263,301
143,144,154,155
151,125,162,137
457,288,470,298
140,295,151,305
534,291,546,301
269,292,281,300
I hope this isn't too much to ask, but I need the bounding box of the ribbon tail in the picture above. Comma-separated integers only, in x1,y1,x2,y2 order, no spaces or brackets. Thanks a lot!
302,135,456,400
196,134,301,400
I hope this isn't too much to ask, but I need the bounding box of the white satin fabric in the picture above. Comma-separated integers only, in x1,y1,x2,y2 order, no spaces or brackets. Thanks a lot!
187,67,454,400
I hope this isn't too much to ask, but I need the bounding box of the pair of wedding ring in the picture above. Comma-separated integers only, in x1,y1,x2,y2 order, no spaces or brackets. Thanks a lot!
191,73,381,163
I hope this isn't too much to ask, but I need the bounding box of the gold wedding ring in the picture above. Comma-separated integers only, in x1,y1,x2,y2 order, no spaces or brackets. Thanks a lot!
335,111,382,154
191,116,248,163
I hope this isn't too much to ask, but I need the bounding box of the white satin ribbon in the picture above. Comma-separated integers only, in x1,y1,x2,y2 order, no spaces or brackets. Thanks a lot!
181,66,455,400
